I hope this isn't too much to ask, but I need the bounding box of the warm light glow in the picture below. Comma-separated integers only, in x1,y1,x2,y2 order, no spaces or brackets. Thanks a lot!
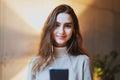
1,0,94,80
3,0,55,32
2,0,94,32
11,66,28,80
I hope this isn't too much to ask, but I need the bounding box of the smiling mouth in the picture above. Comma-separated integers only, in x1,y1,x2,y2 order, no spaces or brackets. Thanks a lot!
57,35,66,39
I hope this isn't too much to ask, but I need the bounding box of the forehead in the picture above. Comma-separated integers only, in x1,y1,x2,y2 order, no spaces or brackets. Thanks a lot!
56,13,73,23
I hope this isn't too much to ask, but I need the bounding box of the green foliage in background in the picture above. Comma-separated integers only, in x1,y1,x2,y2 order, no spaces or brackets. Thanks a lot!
94,51,120,80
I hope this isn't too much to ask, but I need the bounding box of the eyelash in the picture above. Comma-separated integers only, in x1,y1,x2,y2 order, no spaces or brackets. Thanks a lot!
55,24,71,28
65,25,71,28
55,24,59,27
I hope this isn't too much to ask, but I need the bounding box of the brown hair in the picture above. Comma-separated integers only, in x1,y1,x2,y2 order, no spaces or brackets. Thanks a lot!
32,4,92,75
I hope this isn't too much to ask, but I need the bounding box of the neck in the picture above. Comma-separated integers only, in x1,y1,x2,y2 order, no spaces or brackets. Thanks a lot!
54,46,68,58
53,43,67,47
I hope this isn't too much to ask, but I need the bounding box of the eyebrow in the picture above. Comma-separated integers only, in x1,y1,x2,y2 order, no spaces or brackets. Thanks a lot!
56,21,73,25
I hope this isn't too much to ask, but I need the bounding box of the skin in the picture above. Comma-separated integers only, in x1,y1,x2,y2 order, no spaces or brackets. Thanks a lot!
53,13,74,47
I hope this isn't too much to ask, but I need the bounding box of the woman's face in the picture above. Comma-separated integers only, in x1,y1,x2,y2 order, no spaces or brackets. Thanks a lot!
53,13,74,47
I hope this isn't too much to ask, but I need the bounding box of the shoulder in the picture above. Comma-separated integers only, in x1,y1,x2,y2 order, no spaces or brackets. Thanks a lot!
76,55,91,68
76,55,91,70
69,54,89,60
69,54,90,65
74,55,90,65
76,54,90,61
29,56,40,65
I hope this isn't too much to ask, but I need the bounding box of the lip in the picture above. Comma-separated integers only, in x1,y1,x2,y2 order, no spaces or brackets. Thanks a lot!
57,35,66,39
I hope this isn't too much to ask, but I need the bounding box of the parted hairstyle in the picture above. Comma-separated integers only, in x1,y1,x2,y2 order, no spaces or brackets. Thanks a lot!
32,4,92,75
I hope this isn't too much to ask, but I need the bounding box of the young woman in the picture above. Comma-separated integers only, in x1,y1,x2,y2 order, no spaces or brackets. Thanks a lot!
27,4,93,80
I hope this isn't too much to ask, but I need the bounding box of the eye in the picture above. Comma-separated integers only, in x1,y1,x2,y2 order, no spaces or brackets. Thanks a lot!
65,24,72,28
55,23,60,27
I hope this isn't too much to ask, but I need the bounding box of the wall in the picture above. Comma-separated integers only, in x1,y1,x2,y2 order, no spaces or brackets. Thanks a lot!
0,0,120,80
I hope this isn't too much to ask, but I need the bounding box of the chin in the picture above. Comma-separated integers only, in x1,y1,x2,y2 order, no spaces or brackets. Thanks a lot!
56,41,66,46
57,42,65,45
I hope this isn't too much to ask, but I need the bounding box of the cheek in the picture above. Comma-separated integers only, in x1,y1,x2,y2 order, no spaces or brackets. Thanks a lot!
66,29,73,37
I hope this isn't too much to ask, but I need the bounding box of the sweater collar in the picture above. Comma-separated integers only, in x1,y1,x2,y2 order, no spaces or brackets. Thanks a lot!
54,46,68,58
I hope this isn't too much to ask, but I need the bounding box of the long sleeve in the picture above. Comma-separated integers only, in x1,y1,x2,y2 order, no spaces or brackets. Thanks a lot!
83,56,92,80
27,60,33,80
27,57,39,80
76,55,92,80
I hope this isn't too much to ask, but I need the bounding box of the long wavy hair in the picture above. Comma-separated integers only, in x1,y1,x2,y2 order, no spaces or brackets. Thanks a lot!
32,4,92,74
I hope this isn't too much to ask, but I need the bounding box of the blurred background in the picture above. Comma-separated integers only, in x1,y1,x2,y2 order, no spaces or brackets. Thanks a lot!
0,0,120,80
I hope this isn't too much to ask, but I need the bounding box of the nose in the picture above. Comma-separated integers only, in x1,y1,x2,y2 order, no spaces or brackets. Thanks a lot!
58,25,65,34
